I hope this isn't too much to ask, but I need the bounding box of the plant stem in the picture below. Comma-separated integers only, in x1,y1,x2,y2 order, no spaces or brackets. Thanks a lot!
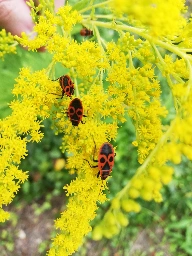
115,117,176,201
90,20,192,61
79,0,112,14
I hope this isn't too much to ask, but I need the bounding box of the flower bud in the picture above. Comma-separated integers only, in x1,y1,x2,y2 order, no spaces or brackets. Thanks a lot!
92,225,103,241
140,189,153,201
128,187,140,198
111,198,120,209
116,211,129,227
104,212,116,225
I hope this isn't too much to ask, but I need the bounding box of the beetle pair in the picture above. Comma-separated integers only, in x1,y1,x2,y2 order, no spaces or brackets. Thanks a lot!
53,75,84,126
66,97,115,179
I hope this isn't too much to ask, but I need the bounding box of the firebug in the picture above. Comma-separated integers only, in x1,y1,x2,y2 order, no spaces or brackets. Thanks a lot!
80,27,93,37
86,142,115,180
67,98,85,126
53,75,74,98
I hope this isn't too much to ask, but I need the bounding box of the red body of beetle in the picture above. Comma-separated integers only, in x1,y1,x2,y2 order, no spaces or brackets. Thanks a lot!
80,28,93,37
84,142,115,179
53,75,74,98
67,98,83,126
97,142,115,180
59,75,74,98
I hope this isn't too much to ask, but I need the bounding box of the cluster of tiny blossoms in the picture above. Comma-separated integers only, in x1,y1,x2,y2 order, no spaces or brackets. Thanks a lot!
111,0,187,38
1,0,192,255
0,68,55,222
106,38,167,163
0,29,17,59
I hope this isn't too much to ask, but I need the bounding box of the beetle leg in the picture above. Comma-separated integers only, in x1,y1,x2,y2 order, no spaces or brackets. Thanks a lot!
92,136,98,160
97,171,100,178
49,93,62,99
51,77,60,81
84,159,97,168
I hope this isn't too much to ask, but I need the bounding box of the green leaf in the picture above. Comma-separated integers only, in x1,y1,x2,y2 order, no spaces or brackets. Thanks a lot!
71,0,90,11
168,219,192,229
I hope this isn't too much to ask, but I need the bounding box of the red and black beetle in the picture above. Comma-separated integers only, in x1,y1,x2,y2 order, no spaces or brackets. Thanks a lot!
86,142,115,180
67,98,85,126
80,27,93,37
53,75,74,98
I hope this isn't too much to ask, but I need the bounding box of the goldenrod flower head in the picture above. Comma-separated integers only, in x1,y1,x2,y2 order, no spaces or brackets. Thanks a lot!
92,225,103,241
148,166,161,182
0,67,57,221
111,0,187,38
153,190,163,203
2,0,192,253
128,187,140,199
121,199,140,212
15,5,82,51
0,209,10,223
52,40,108,78
57,6,82,31
178,18,192,48
116,211,129,227
133,41,156,63
50,173,107,255
163,55,189,79
140,189,153,201
0,29,16,59
111,198,121,209
54,158,66,171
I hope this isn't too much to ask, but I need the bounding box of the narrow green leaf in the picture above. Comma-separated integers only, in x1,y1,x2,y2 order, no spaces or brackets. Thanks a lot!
71,0,90,11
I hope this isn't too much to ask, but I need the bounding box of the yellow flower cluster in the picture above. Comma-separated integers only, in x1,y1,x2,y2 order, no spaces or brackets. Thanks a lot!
48,173,107,256
162,55,189,79
49,40,108,78
106,39,167,163
15,6,82,51
92,34,192,240
1,0,192,255
176,18,192,48
133,40,156,63
111,0,187,38
0,68,57,221
0,29,16,59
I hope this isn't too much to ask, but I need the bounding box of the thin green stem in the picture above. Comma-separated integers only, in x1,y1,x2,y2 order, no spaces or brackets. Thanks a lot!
46,60,56,77
93,25,105,86
79,0,112,14
83,14,114,19
180,48,192,52
129,51,134,69
183,58,192,101
12,42,19,47
151,43,165,64
115,118,176,201
151,44,180,113
82,14,129,22
71,68,79,97
129,51,139,139
166,75,179,114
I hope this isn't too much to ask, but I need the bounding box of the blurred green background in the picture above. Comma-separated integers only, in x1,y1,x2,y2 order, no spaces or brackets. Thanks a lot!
1,17,192,256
